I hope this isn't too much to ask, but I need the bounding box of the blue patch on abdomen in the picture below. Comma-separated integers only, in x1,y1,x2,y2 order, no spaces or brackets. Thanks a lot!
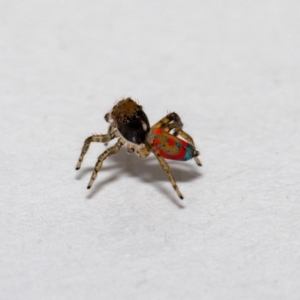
182,144,194,161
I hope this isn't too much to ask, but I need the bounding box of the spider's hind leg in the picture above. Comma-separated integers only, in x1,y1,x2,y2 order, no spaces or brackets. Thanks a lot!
87,138,125,189
76,132,115,170
153,148,184,200
152,112,183,129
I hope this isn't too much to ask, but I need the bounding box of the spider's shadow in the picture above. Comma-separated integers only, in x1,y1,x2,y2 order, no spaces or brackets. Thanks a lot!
75,147,202,207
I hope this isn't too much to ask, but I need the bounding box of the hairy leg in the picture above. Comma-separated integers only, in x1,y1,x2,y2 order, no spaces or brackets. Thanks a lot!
152,112,183,129
153,148,184,200
87,138,124,189
104,125,114,146
76,132,115,170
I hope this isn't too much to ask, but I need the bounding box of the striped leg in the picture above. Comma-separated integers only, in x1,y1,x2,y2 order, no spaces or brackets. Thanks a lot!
152,112,183,129
153,148,184,200
104,125,114,146
76,132,115,170
87,138,124,189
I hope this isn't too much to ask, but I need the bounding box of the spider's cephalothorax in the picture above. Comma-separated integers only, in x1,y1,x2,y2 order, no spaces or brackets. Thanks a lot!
76,97,201,200
106,98,150,145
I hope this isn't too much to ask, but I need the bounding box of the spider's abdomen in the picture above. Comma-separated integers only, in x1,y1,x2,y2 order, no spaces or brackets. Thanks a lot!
111,98,150,144
152,128,197,161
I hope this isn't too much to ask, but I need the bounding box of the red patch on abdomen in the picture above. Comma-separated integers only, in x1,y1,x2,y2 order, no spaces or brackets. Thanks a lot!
153,128,188,161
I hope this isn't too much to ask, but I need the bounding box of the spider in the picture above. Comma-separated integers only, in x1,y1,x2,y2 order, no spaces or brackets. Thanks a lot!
76,98,201,199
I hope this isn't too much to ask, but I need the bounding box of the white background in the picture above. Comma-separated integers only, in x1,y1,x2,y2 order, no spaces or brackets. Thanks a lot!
1,1,300,299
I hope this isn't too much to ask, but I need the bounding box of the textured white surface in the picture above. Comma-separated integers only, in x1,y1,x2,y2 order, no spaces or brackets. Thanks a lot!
1,1,300,299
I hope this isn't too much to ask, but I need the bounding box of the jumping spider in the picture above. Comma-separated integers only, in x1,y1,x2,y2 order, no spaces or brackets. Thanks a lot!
76,98,201,199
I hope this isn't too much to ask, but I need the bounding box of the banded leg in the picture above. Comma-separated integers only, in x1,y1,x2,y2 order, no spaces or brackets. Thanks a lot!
104,125,114,146
153,148,184,200
152,112,183,129
87,138,124,189
76,132,115,170
164,124,202,166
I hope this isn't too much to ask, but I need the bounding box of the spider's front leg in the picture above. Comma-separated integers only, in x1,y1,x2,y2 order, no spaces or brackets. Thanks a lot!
76,132,115,170
104,125,114,146
152,112,183,129
152,148,184,200
87,138,125,189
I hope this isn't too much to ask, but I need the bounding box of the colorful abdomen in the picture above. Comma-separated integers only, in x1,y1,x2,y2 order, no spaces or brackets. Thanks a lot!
152,128,195,161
